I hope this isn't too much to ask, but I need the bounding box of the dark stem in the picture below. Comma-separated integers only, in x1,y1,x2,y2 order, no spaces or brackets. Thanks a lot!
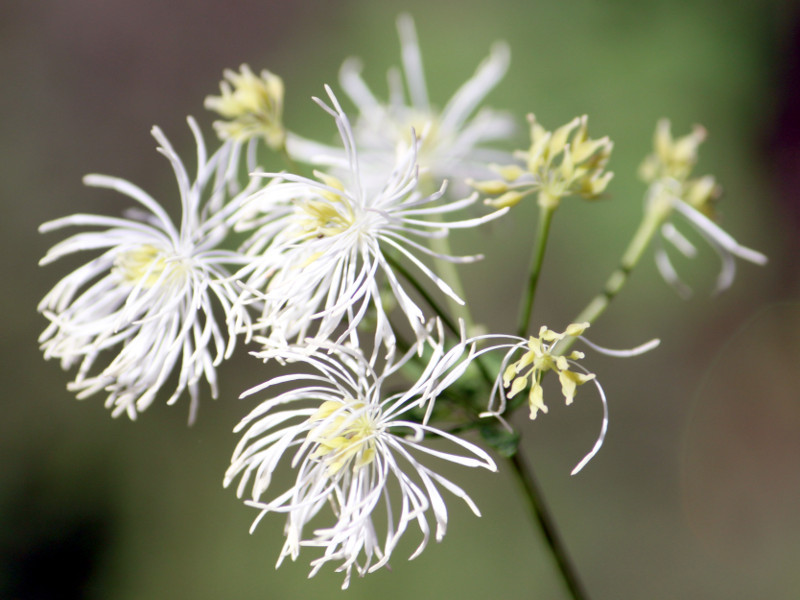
385,253,495,385
508,450,591,600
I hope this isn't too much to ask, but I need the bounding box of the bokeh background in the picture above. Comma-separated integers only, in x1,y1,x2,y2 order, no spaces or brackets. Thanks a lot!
3,1,799,598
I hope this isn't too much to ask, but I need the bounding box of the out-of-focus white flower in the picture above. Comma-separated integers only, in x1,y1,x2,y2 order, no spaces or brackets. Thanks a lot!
225,327,496,589
233,86,507,352
289,14,513,194
640,119,767,297
477,323,659,474
38,118,256,422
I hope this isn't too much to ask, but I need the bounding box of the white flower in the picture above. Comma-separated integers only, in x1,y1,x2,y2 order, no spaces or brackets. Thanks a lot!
225,328,496,589
233,86,507,352
477,324,659,475
38,118,256,422
290,14,513,194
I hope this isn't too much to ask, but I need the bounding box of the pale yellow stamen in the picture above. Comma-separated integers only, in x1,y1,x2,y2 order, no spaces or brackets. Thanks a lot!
503,323,595,419
294,174,356,240
308,400,378,475
639,119,720,219
204,64,286,149
114,244,169,288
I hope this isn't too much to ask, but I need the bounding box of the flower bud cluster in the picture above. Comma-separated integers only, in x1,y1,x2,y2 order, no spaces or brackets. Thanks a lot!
473,114,613,209
204,64,286,150
639,119,719,217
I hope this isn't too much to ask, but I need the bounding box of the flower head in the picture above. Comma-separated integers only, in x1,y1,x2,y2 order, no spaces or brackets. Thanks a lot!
225,330,496,588
639,119,767,296
38,119,254,422
314,14,513,193
205,64,286,150
233,86,507,352
473,114,613,209
478,324,659,474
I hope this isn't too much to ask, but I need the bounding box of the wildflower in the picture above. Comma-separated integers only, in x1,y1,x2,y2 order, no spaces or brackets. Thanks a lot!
639,119,767,296
232,86,507,352
38,118,255,422
225,329,496,588
205,64,286,151
479,323,659,474
310,14,514,193
472,113,613,209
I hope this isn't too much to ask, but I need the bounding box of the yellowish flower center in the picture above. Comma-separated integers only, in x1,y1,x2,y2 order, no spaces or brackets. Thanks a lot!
474,115,612,210
308,400,378,475
639,120,720,219
295,173,356,239
114,244,187,289
114,244,169,287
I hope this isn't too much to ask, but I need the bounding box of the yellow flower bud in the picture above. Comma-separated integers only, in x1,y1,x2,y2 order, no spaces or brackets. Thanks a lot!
471,114,613,210
683,174,720,217
469,179,509,195
494,163,526,181
484,190,526,209
640,119,706,184
205,64,287,150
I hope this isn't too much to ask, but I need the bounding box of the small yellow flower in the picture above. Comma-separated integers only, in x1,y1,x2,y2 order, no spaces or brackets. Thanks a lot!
638,119,765,295
502,322,595,419
472,114,613,210
205,64,286,150
479,326,659,473
639,119,706,183
308,399,378,475
639,119,719,217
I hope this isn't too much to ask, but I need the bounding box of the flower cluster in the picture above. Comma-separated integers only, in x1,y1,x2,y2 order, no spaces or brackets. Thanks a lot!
205,64,287,150
231,87,506,353
471,113,613,209
478,324,659,475
639,119,767,296
37,14,765,590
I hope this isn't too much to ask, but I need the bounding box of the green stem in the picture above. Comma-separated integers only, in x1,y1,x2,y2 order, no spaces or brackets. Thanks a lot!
385,254,460,337
280,144,301,174
506,198,669,599
416,176,479,334
430,234,474,328
575,207,664,325
558,199,668,354
509,451,591,600
517,204,557,338
385,254,495,387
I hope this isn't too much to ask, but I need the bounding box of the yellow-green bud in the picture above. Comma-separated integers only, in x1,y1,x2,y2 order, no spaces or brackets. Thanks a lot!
484,190,526,209
469,179,509,195
205,64,287,150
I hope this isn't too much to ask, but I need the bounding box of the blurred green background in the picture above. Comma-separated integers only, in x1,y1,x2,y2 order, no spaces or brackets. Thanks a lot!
3,1,799,598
